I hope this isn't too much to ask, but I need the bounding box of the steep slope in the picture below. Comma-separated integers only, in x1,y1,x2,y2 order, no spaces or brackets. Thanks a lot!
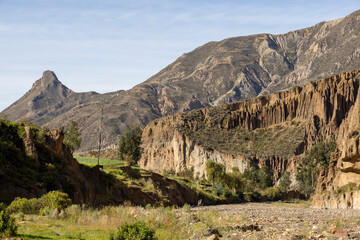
139,70,360,208
0,120,213,206
3,10,360,151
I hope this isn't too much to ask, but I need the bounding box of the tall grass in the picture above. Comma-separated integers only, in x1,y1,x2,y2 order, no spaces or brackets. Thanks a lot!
16,204,237,240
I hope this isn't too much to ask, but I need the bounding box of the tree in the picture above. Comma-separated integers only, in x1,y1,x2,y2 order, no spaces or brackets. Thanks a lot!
64,121,82,152
279,171,292,190
205,160,225,183
296,140,336,193
243,165,273,190
119,125,142,166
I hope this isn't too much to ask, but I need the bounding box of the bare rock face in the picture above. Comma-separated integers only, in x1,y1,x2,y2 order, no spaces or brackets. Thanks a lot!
22,126,40,167
139,70,360,208
2,10,360,151
312,73,360,208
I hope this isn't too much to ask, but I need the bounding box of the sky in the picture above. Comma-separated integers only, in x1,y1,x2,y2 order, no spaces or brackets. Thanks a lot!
0,0,359,111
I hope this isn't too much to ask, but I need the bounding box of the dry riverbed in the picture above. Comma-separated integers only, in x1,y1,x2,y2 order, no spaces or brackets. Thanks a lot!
192,202,360,239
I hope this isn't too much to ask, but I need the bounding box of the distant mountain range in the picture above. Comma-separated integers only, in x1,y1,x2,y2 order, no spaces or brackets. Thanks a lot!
2,9,360,151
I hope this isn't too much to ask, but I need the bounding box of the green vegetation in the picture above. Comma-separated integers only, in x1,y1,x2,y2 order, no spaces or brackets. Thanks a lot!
205,160,283,201
0,210,17,237
243,166,274,190
7,191,72,215
278,171,292,190
177,109,305,158
0,120,38,190
110,221,157,240
0,119,83,202
206,161,225,184
119,125,142,166
64,120,82,152
296,141,337,193
335,182,360,196
76,156,124,167
2,202,250,240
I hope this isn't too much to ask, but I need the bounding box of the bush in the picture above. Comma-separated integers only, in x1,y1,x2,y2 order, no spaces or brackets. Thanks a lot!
6,197,37,214
243,166,273,190
7,191,71,214
265,187,281,201
0,210,17,237
40,191,72,211
279,171,292,190
110,221,157,240
206,161,225,184
0,203,6,212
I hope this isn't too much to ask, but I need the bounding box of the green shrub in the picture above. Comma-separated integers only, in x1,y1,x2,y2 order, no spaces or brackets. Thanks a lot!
0,210,17,237
206,161,225,184
40,206,52,216
279,171,292,190
40,191,72,211
0,203,6,212
265,187,281,201
6,191,70,214
243,166,273,190
335,182,360,195
6,197,36,214
110,221,157,240
17,212,24,221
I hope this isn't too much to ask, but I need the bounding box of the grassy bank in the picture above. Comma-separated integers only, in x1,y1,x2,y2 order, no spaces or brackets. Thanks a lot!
75,156,124,167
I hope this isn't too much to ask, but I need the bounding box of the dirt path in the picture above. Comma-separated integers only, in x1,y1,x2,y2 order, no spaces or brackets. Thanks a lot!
192,202,360,239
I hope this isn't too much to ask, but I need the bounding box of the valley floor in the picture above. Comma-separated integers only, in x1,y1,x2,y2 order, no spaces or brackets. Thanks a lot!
14,202,360,240
193,202,360,239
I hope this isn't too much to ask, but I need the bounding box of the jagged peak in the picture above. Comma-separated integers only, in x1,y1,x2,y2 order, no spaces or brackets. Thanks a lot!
30,70,69,92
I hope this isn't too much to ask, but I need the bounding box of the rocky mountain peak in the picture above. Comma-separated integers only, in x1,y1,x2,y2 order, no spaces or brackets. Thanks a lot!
31,70,66,91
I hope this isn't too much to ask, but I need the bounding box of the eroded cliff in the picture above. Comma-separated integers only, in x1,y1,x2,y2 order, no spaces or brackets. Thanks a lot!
139,70,360,208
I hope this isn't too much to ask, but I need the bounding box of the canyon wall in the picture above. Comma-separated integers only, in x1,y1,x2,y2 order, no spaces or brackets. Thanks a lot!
139,70,360,208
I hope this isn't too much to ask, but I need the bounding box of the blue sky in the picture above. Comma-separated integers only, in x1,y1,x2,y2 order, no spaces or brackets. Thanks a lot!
0,0,359,111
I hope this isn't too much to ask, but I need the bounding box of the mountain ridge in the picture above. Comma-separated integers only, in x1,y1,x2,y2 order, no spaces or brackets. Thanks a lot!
2,9,360,151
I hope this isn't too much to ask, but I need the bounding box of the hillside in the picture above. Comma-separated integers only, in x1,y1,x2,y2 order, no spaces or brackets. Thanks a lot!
2,10,360,151
0,119,213,206
139,70,360,208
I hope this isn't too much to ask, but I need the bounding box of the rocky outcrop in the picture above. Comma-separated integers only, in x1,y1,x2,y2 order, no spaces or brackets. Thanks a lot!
139,70,360,202
3,10,360,151
312,71,360,208
22,126,40,167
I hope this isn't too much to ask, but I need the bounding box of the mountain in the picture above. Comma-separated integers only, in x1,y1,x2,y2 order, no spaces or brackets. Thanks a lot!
2,10,360,151
139,70,360,208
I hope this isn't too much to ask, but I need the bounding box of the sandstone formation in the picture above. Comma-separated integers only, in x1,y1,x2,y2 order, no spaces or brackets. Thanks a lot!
139,70,360,208
2,10,360,151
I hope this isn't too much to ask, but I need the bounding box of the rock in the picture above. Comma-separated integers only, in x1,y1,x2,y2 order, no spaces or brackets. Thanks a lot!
335,230,349,238
206,234,219,240
237,224,262,232
329,225,337,234
204,228,221,237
